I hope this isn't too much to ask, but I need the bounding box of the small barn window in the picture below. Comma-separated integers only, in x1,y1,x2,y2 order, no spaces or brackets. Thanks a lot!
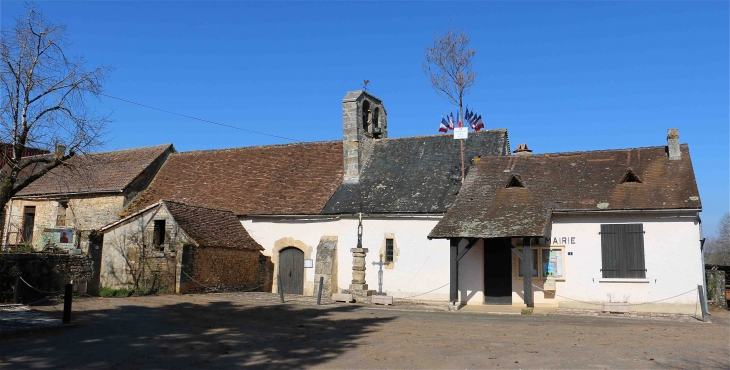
620,169,642,184
506,174,525,188
56,201,68,227
153,220,166,245
600,224,646,278
385,238,394,262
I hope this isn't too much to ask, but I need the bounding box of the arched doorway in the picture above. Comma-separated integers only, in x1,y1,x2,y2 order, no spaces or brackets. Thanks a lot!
279,247,304,294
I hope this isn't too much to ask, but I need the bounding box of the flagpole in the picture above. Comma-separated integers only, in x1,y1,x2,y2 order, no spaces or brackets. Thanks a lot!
459,104,465,183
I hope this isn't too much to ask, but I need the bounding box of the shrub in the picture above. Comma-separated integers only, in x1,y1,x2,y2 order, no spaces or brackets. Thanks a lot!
99,287,133,297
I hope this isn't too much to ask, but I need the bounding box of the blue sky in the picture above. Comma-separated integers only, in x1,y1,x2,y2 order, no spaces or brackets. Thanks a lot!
2,1,728,236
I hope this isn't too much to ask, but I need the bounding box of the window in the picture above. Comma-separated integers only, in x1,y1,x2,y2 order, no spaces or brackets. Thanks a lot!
600,224,646,278
56,201,68,227
22,206,36,243
385,238,394,263
153,220,165,245
517,246,565,279
518,248,538,277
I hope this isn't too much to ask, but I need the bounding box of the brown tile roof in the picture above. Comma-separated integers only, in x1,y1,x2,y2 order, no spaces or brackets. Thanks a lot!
124,141,344,216
429,144,701,239
162,200,263,250
16,144,174,197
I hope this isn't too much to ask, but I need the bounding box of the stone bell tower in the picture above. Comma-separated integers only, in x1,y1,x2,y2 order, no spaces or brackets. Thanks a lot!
342,90,387,183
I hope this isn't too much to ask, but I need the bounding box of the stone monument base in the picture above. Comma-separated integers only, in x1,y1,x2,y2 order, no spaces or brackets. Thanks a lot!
343,287,376,303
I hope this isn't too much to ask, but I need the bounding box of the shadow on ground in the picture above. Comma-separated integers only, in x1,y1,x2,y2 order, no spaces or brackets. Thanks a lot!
0,300,393,369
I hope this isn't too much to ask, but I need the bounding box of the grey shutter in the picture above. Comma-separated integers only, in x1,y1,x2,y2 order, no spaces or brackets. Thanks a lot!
625,224,646,278
601,224,620,278
601,224,646,278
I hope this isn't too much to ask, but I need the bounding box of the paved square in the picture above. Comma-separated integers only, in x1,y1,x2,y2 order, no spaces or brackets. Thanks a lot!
1,294,728,369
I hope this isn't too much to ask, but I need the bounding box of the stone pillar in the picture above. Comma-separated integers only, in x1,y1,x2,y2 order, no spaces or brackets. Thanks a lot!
350,247,368,291
706,270,727,309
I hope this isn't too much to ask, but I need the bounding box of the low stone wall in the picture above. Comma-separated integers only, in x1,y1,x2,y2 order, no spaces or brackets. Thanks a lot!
0,252,94,303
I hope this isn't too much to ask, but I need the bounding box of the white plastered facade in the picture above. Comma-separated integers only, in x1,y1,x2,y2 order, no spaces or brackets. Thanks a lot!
241,216,451,299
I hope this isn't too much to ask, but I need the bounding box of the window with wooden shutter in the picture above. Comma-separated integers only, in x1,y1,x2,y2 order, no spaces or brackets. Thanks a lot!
600,224,646,278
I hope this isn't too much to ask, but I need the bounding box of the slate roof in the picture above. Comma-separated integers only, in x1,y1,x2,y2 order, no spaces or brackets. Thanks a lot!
322,130,510,214
429,144,701,239
16,144,174,197
123,141,344,216
162,200,263,250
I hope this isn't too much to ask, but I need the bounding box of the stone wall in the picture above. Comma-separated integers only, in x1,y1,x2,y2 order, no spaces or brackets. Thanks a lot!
5,195,125,251
184,246,261,293
706,269,727,309
0,252,94,303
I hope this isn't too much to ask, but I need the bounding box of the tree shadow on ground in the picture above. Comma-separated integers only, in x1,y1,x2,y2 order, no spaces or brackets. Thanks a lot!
0,300,394,369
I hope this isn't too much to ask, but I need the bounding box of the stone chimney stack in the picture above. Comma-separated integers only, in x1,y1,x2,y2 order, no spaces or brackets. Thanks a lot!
342,90,387,183
513,143,532,156
667,128,680,160
55,143,67,158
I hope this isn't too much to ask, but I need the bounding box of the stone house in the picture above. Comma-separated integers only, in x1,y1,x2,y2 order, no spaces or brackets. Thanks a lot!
121,90,511,299
4,144,174,251
429,129,704,314
100,200,265,293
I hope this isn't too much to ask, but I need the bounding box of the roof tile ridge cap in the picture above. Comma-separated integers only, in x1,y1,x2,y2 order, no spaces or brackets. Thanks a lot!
175,140,341,155
161,199,237,215
80,143,174,156
377,129,507,141
536,144,668,158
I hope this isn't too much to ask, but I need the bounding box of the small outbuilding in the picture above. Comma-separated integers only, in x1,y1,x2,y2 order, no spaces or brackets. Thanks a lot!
100,200,266,294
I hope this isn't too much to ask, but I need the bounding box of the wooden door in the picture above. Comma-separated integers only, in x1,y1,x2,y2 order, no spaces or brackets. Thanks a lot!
22,206,36,243
483,239,512,305
279,247,304,295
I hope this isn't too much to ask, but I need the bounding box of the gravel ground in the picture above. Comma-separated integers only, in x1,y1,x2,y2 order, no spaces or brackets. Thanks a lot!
1,293,728,369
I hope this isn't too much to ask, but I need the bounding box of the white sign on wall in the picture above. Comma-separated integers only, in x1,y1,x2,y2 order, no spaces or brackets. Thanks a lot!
453,127,468,139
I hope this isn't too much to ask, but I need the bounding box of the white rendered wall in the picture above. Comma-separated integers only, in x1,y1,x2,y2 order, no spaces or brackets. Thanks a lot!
507,212,703,314
241,216,451,299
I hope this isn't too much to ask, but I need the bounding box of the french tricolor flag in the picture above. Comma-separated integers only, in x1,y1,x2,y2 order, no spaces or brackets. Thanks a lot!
438,117,450,133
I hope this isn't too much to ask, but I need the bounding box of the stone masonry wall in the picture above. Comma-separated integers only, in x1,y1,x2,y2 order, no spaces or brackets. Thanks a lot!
0,252,94,303
185,247,261,293
6,195,125,251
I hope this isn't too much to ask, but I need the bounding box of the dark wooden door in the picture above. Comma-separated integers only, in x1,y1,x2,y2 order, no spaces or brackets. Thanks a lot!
279,247,304,295
483,239,512,305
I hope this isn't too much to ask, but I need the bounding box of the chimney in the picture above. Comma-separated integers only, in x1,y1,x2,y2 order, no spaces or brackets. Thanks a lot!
513,143,532,156
667,128,680,160
342,90,387,183
55,144,67,158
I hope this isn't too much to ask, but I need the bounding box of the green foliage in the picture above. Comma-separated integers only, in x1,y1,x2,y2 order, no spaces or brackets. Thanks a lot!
99,287,134,297
8,244,34,253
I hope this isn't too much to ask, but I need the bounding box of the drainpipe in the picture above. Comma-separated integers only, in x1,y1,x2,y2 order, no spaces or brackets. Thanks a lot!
698,213,709,315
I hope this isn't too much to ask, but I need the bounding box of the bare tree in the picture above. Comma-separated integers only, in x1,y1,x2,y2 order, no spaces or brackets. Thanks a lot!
0,5,111,242
423,26,476,182
705,212,730,266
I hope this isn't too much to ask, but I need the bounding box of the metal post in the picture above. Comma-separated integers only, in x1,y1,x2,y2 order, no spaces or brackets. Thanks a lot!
13,275,21,304
63,283,73,324
698,284,708,322
316,276,324,305
277,274,285,303
523,237,534,308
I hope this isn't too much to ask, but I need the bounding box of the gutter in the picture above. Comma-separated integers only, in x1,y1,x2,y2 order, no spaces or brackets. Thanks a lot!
13,190,123,200
552,208,701,214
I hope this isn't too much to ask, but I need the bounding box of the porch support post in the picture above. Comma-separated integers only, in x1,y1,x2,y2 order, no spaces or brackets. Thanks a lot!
523,237,534,307
450,238,459,305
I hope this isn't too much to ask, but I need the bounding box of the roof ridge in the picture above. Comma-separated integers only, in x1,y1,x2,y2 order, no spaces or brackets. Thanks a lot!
376,129,508,142
80,143,173,156
174,140,340,155
161,199,235,214
529,145,678,157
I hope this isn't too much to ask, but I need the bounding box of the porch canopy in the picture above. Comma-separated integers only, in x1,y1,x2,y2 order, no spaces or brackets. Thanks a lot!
429,144,702,306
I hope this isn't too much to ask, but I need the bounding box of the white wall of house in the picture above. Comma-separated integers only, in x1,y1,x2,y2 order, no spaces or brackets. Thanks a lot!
241,216,451,299
507,211,703,314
